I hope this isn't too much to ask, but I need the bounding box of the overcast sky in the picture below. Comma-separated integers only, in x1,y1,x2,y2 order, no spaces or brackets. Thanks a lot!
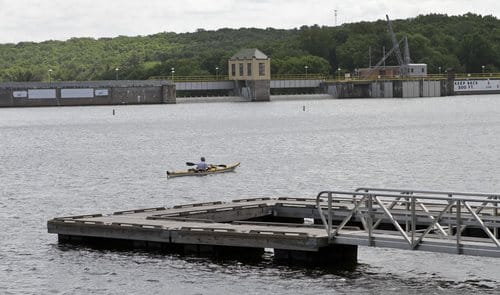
0,0,498,44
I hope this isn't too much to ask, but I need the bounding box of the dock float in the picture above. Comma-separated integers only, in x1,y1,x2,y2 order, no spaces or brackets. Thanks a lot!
48,188,500,269
47,197,358,268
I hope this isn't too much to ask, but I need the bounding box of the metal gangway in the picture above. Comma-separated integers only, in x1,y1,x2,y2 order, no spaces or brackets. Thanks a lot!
316,188,500,257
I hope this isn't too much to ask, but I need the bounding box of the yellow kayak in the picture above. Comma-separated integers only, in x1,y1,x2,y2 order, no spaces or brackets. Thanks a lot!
166,162,240,178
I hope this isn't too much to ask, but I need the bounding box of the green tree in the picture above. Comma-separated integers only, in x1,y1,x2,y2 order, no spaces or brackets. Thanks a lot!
0,13,499,81
459,33,495,72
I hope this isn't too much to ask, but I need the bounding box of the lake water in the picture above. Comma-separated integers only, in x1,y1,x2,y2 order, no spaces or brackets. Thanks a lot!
1,95,500,294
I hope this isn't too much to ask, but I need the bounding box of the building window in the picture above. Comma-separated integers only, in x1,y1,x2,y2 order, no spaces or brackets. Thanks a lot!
231,64,236,76
247,63,252,76
239,63,244,76
422,68,425,73
259,63,265,76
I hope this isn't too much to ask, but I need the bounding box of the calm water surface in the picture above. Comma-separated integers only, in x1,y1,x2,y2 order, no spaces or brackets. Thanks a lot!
1,95,500,294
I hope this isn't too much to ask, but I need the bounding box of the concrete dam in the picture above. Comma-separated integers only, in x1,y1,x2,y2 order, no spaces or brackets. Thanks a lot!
1,76,499,107
0,80,176,107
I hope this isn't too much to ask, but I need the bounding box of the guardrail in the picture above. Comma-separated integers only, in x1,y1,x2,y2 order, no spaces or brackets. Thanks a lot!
327,73,500,83
315,189,500,255
149,74,327,82
455,73,500,79
149,75,229,82
271,74,327,80
354,188,500,238
148,72,500,83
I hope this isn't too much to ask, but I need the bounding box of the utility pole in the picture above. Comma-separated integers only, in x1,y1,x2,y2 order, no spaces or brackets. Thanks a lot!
383,46,386,68
334,9,338,26
369,46,372,68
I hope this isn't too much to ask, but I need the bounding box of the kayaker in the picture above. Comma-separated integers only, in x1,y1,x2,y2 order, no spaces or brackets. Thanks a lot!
196,157,209,171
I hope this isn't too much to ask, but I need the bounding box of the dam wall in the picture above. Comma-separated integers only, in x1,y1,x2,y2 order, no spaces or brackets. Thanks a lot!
328,80,443,99
0,80,176,107
2,78,499,107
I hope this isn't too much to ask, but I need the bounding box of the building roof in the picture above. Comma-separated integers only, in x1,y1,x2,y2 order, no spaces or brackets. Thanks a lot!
230,48,268,60
408,63,428,66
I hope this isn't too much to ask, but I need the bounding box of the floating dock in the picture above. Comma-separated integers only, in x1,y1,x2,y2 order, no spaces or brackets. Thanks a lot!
48,188,500,269
48,197,358,267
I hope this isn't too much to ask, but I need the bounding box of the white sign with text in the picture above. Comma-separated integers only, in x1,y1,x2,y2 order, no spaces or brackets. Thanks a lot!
454,80,500,92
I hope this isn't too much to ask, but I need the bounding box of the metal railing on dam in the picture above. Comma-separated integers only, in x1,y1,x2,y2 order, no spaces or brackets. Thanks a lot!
316,188,500,257
149,73,500,83
149,74,327,82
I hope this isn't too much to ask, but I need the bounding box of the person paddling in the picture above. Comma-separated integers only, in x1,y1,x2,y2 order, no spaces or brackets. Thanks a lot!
196,157,210,171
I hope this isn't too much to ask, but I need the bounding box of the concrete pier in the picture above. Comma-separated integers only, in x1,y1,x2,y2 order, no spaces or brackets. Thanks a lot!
236,80,271,101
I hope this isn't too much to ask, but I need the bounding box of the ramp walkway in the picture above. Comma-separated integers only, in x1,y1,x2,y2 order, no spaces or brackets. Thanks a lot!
316,188,500,257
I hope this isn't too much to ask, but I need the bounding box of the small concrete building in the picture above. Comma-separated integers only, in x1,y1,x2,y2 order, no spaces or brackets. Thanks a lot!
406,63,428,77
228,48,271,101
228,48,271,80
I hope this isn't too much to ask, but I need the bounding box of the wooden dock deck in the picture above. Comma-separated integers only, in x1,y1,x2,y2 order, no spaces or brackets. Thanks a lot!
48,197,359,267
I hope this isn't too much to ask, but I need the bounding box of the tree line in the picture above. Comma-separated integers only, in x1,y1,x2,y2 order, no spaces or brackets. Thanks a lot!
0,13,498,82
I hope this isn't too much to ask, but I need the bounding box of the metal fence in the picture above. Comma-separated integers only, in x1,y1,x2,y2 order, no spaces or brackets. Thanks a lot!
148,72,500,83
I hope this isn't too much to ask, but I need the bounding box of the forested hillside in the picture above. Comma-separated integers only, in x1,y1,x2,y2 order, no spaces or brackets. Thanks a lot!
0,13,498,82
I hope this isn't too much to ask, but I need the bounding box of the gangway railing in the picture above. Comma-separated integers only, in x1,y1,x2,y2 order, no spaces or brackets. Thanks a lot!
355,188,500,237
315,189,500,257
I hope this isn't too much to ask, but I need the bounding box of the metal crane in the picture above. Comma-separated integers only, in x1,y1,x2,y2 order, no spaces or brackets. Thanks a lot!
386,15,404,67
362,15,414,79
371,38,405,71
385,15,412,76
